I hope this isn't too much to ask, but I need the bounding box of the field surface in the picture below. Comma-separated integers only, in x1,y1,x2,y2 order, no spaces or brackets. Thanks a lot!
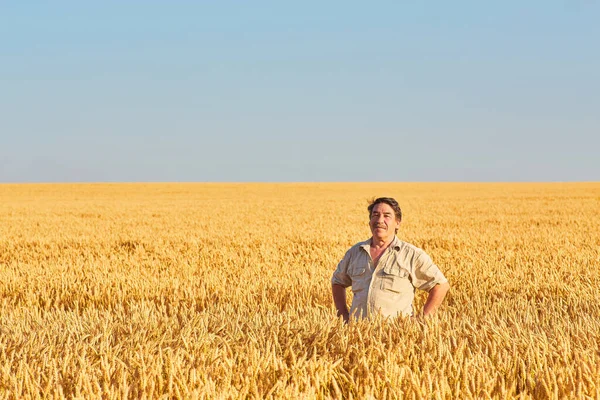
1,183,599,399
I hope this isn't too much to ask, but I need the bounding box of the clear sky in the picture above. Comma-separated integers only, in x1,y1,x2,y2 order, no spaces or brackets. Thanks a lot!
1,2,599,182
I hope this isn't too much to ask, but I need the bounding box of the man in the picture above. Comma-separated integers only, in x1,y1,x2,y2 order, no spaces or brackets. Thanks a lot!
331,197,450,322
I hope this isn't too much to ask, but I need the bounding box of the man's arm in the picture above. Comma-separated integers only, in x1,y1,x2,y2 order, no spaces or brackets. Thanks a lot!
332,284,350,322
421,282,450,317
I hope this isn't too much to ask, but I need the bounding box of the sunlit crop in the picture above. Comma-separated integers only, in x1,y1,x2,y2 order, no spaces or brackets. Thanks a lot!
1,183,599,399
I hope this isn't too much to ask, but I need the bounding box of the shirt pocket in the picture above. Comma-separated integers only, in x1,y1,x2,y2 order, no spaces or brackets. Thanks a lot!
380,265,411,293
349,264,369,293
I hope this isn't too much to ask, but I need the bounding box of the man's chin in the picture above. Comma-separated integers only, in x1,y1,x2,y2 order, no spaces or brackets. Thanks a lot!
372,231,390,239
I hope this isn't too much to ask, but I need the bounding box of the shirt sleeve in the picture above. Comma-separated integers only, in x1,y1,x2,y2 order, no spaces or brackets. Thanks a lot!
331,249,353,287
411,250,448,292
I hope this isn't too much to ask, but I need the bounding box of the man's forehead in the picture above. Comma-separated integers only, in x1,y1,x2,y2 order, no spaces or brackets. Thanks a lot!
372,203,394,213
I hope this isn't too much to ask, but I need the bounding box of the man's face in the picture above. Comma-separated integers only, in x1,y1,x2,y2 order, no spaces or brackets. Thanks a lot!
369,203,400,240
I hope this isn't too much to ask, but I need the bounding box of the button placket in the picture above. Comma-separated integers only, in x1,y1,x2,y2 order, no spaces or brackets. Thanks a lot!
367,249,391,316
366,257,375,316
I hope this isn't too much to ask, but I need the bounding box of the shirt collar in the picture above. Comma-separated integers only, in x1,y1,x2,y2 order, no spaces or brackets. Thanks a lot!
360,236,402,252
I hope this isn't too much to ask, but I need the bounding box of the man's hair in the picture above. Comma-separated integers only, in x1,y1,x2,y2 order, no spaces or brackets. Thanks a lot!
368,197,402,222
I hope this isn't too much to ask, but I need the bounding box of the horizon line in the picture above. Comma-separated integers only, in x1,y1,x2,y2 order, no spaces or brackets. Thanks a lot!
1,181,599,185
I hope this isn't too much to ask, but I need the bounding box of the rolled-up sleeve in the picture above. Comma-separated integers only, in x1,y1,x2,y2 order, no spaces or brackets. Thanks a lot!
331,249,353,287
411,251,448,292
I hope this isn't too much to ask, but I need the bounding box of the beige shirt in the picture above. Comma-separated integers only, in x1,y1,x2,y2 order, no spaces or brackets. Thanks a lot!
331,236,448,319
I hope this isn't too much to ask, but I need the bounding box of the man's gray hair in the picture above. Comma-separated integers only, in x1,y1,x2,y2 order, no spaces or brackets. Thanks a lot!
368,197,402,222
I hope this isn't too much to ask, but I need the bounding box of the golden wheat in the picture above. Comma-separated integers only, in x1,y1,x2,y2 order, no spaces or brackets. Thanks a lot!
0,183,599,399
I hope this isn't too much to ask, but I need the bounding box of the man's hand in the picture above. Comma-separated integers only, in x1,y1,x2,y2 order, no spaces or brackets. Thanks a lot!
421,281,450,317
332,284,350,323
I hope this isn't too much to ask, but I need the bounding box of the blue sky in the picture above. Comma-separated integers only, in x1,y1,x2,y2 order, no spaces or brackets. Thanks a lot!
1,2,599,182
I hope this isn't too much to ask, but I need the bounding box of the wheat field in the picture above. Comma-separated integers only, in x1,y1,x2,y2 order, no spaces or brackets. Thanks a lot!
0,183,599,399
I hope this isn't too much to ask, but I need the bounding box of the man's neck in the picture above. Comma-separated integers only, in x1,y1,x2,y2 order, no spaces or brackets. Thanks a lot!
371,235,395,250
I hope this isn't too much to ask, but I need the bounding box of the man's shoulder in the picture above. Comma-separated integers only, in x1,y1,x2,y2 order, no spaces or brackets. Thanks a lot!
356,238,371,247
345,239,370,253
394,239,430,258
